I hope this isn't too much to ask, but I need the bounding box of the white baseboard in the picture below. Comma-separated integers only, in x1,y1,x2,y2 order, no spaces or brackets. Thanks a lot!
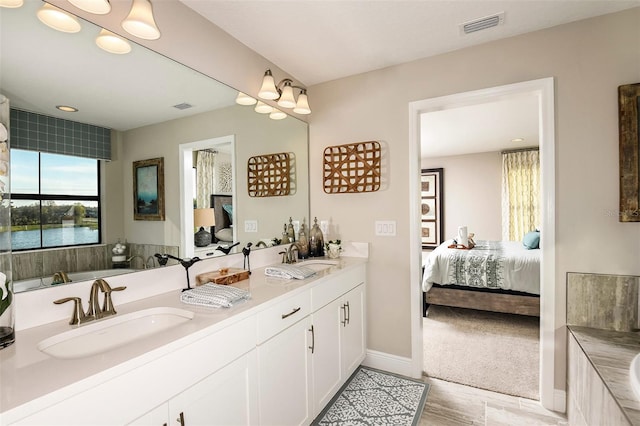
554,389,566,413
362,349,419,379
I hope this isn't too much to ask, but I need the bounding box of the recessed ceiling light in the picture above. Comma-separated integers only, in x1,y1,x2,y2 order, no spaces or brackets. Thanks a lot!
37,3,82,33
511,138,525,143
56,105,78,112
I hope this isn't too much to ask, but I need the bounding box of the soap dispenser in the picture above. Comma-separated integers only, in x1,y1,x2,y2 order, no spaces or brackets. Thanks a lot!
281,223,290,244
287,217,296,242
297,221,309,259
309,217,325,257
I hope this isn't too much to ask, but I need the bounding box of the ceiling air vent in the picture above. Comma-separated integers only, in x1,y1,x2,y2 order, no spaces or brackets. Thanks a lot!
460,12,504,35
172,102,193,110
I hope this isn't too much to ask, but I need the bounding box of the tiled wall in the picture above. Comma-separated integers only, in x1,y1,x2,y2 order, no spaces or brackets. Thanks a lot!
12,243,179,281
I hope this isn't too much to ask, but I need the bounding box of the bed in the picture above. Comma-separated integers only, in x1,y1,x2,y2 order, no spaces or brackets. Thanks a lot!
422,239,540,316
211,194,233,243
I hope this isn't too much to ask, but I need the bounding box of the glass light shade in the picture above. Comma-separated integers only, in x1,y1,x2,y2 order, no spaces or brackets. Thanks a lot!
96,29,132,54
258,70,279,100
0,0,23,8
277,82,296,109
37,3,82,33
269,110,287,120
235,92,257,106
293,91,311,115
121,0,160,40
68,0,111,14
254,101,273,114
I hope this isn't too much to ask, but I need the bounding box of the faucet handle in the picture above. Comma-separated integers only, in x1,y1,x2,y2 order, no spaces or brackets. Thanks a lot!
54,297,93,325
102,286,127,316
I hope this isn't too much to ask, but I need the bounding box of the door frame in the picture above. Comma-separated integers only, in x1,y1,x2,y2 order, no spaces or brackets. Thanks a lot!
408,77,560,411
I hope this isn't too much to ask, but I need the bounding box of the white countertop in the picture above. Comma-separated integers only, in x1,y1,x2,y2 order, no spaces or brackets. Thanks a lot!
0,257,367,422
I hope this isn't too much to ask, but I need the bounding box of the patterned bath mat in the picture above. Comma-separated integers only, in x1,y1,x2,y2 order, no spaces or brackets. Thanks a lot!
312,366,430,425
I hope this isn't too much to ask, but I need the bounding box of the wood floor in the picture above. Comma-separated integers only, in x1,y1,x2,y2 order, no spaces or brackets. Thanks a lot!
418,377,568,425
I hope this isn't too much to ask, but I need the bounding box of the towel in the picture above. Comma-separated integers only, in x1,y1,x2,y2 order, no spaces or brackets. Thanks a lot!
264,264,317,280
180,283,250,308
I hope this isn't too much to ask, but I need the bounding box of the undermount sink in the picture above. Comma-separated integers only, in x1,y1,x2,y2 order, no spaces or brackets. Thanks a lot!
296,259,340,271
38,307,195,359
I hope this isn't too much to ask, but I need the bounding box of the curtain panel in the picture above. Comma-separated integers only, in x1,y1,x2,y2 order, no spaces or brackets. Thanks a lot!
501,149,540,241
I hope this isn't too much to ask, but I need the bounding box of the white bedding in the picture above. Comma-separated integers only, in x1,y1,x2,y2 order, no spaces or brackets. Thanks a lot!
421,239,540,295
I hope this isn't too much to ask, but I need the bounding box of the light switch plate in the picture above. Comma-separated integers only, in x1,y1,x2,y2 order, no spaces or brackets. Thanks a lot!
244,220,258,233
375,220,396,236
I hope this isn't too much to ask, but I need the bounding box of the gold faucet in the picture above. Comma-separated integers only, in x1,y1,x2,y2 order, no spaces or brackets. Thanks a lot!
54,279,127,325
52,271,71,285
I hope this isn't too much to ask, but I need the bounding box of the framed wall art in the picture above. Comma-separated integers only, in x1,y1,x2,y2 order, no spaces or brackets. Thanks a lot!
133,157,165,221
421,168,444,249
619,83,640,222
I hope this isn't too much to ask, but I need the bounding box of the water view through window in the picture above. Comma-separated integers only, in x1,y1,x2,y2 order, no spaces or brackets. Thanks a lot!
11,150,100,250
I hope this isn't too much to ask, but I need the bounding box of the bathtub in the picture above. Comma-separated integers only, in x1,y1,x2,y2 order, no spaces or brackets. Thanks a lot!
14,269,139,293
630,353,640,400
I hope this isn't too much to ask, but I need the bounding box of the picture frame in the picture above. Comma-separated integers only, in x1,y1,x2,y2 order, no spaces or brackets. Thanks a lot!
421,168,444,249
619,83,640,222
133,157,165,221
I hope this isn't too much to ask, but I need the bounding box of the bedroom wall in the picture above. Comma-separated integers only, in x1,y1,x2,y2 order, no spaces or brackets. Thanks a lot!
307,6,640,394
422,151,502,243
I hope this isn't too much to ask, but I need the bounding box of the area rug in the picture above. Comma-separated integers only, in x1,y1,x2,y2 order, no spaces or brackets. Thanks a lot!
313,366,430,425
423,305,539,400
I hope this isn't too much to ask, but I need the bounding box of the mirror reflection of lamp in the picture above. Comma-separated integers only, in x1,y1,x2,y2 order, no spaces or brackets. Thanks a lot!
194,208,215,247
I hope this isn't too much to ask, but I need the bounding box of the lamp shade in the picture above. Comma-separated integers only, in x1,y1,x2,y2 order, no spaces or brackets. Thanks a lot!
37,3,82,33
293,90,311,114
68,0,111,14
0,0,23,8
96,29,132,54
277,82,296,109
258,70,279,100
122,0,161,40
254,101,273,114
269,110,287,120
235,92,257,106
194,208,215,227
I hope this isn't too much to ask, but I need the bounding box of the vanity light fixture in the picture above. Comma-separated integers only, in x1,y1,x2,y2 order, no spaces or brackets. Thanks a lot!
235,92,257,106
258,69,311,115
121,0,160,40
37,3,82,33
0,0,23,8
68,0,111,14
96,29,131,54
254,101,273,114
56,105,78,112
269,110,287,120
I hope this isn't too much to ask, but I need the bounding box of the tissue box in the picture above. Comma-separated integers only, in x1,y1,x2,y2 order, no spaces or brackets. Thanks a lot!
195,268,250,286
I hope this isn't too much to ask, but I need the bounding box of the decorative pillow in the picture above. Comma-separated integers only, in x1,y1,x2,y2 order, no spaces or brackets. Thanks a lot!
215,228,233,242
522,231,540,249
223,204,233,224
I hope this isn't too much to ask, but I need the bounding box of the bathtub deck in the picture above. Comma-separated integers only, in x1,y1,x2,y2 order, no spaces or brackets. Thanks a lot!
570,326,640,425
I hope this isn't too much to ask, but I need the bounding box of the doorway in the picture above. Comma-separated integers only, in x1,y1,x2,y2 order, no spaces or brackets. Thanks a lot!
408,78,558,411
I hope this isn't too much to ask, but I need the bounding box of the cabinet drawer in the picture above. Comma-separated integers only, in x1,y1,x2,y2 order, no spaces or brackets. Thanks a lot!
312,265,365,311
257,290,311,344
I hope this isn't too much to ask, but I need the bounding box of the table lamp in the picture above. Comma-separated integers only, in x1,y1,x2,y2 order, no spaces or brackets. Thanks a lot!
194,208,215,247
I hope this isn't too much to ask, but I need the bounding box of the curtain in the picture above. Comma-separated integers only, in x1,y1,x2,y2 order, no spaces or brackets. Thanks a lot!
196,150,216,208
501,149,540,241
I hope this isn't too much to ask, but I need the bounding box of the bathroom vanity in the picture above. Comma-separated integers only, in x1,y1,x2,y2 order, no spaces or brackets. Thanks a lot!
0,257,367,425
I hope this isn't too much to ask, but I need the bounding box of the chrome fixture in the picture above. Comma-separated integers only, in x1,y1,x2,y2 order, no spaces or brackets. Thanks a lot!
53,279,126,325
52,271,71,285
258,69,311,115
121,0,161,40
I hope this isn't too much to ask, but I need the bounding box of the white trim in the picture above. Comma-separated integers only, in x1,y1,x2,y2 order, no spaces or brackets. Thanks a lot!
408,77,558,411
554,390,567,413
363,349,414,377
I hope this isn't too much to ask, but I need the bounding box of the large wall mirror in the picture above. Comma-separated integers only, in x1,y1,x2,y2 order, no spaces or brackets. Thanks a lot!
1,1,309,292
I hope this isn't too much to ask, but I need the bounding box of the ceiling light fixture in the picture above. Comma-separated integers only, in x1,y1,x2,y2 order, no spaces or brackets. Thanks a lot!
68,0,111,14
235,92,257,106
96,28,131,54
121,0,160,40
0,0,23,8
269,110,287,120
37,3,82,33
257,69,311,115
254,101,273,114
56,105,78,112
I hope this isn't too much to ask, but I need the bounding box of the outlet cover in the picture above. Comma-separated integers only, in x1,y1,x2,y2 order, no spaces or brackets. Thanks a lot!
375,220,396,236
244,220,258,233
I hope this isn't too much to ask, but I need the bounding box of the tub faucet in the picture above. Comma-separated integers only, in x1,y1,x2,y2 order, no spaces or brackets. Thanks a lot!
145,256,156,269
127,255,145,269
52,271,71,285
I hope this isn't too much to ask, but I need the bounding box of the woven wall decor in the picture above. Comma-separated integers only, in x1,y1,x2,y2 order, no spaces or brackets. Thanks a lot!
247,152,291,197
323,141,381,193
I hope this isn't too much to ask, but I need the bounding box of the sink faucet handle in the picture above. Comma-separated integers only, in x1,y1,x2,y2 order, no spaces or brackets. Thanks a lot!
102,285,127,316
54,297,92,325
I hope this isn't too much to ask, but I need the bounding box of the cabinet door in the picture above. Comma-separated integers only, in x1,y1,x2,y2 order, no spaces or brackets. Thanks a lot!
168,351,258,426
311,298,343,416
341,284,366,377
127,403,169,426
257,317,312,426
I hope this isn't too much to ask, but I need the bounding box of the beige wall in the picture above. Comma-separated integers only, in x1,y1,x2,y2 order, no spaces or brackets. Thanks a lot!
422,152,502,242
308,8,640,392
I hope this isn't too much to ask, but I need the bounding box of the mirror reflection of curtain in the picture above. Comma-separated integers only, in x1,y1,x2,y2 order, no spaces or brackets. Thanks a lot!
196,150,215,208
501,149,540,241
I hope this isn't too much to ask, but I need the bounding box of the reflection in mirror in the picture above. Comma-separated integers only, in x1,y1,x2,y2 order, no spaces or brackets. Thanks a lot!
2,2,309,292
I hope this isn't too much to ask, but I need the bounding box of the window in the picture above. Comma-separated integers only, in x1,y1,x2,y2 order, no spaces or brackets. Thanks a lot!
10,149,100,251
